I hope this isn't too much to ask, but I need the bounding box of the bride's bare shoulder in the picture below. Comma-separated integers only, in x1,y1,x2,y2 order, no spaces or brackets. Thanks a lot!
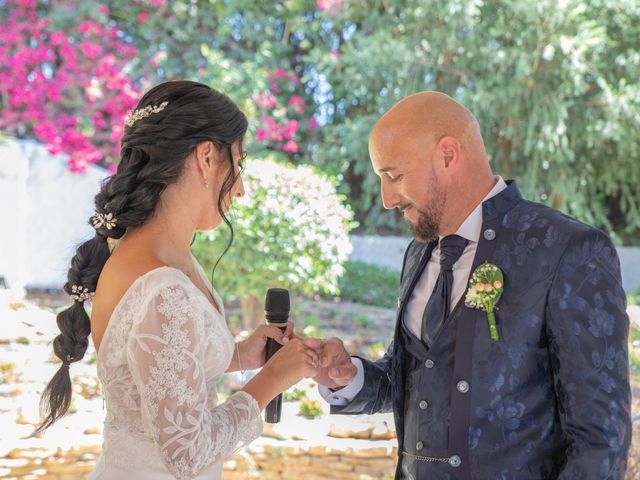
99,251,165,297
91,250,164,352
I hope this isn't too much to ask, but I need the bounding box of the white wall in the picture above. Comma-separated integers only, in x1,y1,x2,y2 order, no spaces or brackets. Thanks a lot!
0,139,109,292
619,247,640,293
0,139,29,291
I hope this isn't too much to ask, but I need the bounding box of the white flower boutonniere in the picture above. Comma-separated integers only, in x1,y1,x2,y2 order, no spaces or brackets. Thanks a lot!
465,262,504,341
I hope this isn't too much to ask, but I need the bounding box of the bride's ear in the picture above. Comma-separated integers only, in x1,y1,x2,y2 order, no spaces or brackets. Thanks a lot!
194,141,217,178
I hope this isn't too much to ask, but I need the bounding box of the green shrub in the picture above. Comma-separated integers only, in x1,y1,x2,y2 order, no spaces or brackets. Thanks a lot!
298,399,323,419
283,387,307,402
363,342,387,361
192,157,356,329
298,313,326,339
0,362,17,383
628,289,640,306
353,312,374,328
336,261,400,309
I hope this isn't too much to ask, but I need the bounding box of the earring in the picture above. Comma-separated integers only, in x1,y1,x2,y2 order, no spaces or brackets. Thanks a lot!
204,179,209,188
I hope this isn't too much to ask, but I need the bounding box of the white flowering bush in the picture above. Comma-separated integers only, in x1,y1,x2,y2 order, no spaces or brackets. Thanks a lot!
192,157,356,329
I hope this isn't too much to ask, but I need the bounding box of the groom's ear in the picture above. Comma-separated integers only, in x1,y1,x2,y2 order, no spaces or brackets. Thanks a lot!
437,136,460,170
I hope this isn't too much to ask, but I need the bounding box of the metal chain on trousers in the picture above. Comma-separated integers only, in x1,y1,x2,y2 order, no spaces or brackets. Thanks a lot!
401,451,450,463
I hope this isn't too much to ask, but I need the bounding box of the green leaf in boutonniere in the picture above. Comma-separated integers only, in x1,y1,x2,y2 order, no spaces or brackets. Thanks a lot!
464,262,504,341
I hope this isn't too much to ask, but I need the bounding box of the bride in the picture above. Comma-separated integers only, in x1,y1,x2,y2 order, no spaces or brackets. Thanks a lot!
35,80,320,479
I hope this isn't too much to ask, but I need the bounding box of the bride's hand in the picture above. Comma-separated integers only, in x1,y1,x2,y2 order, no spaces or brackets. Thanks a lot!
235,322,294,370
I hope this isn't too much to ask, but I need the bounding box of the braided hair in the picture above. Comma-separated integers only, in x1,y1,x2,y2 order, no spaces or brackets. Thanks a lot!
35,80,247,432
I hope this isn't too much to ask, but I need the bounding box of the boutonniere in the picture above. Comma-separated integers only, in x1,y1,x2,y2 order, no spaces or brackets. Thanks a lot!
465,262,504,341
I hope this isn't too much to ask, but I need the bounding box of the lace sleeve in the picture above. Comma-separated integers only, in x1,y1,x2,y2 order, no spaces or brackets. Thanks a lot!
126,281,263,479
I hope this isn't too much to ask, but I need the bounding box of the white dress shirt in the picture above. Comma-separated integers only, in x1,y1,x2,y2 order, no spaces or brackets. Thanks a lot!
320,177,508,405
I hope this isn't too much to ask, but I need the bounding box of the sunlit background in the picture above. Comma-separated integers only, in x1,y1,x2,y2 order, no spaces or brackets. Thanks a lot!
1,0,639,478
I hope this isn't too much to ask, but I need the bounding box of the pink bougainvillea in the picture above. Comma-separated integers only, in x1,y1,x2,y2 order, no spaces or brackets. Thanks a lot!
0,3,141,172
287,96,307,114
252,68,315,155
282,140,299,153
317,0,343,15
1,4,317,168
282,119,299,139
253,92,278,109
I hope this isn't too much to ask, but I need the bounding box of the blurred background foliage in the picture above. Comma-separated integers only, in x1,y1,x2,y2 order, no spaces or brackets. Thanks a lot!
2,0,639,243
191,157,356,328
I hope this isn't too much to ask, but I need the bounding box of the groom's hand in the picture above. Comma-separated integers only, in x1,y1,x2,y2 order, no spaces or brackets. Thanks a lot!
303,337,356,389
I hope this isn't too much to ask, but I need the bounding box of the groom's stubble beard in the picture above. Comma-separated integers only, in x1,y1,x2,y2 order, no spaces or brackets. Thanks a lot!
406,178,447,243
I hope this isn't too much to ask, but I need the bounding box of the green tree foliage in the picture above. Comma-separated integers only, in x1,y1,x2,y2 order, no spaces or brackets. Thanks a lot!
306,0,640,241
5,0,640,242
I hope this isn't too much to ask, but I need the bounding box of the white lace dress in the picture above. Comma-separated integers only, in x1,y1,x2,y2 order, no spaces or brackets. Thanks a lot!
88,257,263,480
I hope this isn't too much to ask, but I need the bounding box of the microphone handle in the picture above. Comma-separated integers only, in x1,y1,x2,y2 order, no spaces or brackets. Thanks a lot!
264,323,287,423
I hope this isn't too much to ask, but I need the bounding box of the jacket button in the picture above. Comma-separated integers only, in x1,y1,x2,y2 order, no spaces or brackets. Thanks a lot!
419,400,429,410
456,380,469,393
449,455,462,468
416,441,423,450
424,359,435,368
483,228,496,240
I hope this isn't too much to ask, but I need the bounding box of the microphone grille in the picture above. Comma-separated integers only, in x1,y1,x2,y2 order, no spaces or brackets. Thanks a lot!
264,288,290,316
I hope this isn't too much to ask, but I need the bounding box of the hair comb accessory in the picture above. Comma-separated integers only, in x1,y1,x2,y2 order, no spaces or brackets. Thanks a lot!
92,212,117,230
124,101,169,127
70,284,94,302
62,354,72,368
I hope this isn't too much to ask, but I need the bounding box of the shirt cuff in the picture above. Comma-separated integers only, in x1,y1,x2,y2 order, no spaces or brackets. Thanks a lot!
318,357,364,406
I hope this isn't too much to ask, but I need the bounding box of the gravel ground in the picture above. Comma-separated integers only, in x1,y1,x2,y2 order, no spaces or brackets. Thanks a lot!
2,289,639,478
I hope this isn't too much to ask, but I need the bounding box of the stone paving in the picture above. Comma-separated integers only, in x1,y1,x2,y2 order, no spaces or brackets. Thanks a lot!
0,290,399,479
1,289,639,479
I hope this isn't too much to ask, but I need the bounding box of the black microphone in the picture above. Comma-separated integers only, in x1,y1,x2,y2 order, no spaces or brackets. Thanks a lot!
264,288,290,424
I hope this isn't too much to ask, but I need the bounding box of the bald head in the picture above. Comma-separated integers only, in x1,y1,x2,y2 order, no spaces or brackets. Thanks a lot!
370,91,485,158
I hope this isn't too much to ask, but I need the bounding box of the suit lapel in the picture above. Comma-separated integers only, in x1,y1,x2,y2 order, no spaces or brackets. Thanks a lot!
398,240,437,307
392,239,435,454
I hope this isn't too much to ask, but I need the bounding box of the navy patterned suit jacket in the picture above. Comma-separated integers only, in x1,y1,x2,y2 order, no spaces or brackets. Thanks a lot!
332,181,631,479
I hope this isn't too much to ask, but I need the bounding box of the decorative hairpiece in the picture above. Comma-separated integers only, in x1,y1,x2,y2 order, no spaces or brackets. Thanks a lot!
92,212,117,230
124,101,169,127
62,354,72,368
70,284,94,302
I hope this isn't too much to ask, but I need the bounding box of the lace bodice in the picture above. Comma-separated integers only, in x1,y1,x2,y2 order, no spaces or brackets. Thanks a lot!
90,257,262,480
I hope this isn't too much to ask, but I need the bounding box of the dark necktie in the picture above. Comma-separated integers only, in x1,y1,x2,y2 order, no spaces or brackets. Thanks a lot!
421,234,469,348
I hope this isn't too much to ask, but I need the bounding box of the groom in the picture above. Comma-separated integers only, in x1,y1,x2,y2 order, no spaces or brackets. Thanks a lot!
314,92,632,479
